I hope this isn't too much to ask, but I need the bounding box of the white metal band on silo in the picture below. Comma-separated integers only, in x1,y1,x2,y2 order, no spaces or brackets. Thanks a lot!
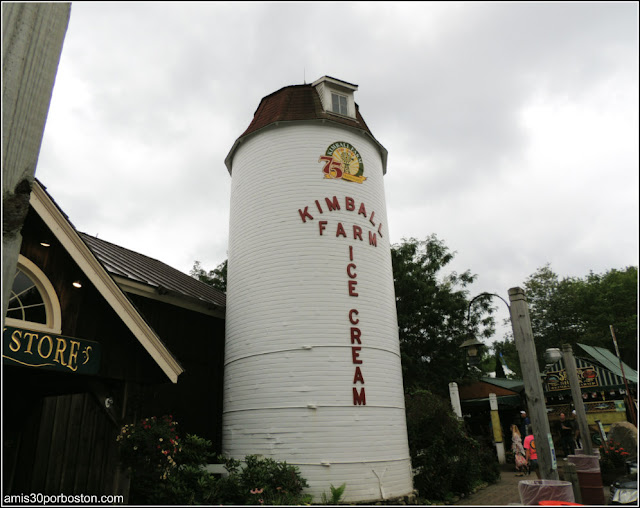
224,122,413,503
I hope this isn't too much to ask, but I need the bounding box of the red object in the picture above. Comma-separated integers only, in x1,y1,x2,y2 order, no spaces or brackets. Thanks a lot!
538,502,582,506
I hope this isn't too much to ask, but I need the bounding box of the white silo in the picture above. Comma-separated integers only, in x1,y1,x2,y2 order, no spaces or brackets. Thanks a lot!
223,76,413,503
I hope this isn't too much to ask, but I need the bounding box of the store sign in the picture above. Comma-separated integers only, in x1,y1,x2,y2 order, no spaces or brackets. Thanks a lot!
545,366,599,391
3,326,101,375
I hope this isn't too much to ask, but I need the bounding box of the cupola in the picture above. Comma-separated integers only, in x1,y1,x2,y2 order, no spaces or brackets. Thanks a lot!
311,75,358,119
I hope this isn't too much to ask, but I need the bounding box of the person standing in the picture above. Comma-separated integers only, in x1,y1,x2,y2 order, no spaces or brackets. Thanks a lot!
556,412,576,459
520,410,531,437
511,424,527,476
572,410,582,449
523,428,540,479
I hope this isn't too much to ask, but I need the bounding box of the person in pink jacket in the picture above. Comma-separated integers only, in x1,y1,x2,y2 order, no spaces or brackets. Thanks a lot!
523,429,541,479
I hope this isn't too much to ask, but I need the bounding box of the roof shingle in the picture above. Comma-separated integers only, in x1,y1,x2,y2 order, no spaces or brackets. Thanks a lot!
80,233,226,309
225,83,386,173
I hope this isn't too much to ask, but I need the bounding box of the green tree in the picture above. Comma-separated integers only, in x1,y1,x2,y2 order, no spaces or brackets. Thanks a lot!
190,259,227,292
391,236,496,396
406,390,500,501
523,264,637,369
492,339,522,379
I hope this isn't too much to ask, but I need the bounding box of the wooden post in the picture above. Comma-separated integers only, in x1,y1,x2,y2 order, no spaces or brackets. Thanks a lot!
562,344,593,455
508,287,559,480
563,462,582,504
449,382,463,420
610,325,637,426
489,393,506,464
2,2,71,322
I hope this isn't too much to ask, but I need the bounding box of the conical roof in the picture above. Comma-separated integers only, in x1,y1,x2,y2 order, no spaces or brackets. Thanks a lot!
225,82,387,173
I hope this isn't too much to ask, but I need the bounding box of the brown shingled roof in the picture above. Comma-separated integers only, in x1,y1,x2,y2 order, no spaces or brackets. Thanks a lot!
80,233,226,310
239,84,372,138
225,83,387,173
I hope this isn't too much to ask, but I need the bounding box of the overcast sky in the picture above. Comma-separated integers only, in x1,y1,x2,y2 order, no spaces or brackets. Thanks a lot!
36,2,638,343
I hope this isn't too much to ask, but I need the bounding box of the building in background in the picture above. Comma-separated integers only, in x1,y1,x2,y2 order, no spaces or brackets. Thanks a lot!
543,344,637,449
3,180,226,498
223,76,414,503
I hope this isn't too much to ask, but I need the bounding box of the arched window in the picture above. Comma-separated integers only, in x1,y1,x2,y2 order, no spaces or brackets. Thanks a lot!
5,255,62,334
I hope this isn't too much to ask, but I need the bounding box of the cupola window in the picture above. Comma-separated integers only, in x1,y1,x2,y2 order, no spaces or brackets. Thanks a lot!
331,93,348,116
312,76,358,119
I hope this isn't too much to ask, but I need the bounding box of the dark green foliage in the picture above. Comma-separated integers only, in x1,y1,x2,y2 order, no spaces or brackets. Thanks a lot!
190,259,227,292
491,339,522,378
494,350,506,378
122,431,218,504
391,236,496,396
221,454,311,505
523,264,638,370
405,390,500,501
321,483,347,504
118,417,311,505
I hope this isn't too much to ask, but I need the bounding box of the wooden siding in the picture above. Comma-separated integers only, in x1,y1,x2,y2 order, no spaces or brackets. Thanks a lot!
128,294,225,451
4,391,129,498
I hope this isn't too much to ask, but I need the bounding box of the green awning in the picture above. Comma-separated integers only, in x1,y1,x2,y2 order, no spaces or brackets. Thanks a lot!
461,394,523,408
577,343,637,384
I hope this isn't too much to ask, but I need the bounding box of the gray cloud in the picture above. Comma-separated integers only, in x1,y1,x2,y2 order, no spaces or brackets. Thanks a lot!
35,2,638,333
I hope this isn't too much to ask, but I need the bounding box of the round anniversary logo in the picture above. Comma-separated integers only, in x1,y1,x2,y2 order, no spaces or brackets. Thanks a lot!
318,141,366,183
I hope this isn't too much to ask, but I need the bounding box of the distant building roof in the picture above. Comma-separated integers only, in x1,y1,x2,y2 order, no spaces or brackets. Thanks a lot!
80,233,226,311
577,343,637,384
481,376,525,392
225,82,387,173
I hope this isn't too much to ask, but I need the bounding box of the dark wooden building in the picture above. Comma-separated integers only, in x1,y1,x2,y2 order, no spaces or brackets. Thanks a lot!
458,376,525,450
3,180,226,498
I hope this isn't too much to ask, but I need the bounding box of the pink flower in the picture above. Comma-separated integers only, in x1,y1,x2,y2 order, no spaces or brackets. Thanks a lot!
259,499,264,504
250,488,264,495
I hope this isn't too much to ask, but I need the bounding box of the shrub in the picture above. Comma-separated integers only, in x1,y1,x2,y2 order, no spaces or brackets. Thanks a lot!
599,439,631,473
117,416,312,505
117,415,180,479
321,483,347,504
224,454,312,505
405,390,500,501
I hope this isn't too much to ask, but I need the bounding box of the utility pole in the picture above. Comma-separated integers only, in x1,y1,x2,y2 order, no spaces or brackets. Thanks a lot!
562,344,593,455
508,287,559,480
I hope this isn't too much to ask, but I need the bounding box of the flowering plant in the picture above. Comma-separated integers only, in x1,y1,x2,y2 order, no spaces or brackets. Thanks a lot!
117,415,181,479
599,439,630,473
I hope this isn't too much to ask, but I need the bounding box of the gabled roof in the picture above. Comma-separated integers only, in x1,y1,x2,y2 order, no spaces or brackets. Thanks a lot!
481,376,525,392
80,233,225,317
577,343,637,384
224,82,388,174
29,180,184,383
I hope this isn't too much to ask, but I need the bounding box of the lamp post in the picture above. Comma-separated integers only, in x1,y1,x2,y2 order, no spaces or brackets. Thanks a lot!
461,290,559,479
459,292,497,366
459,336,485,367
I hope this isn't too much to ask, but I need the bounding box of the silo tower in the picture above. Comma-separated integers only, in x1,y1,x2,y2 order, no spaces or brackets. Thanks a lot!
223,76,413,503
